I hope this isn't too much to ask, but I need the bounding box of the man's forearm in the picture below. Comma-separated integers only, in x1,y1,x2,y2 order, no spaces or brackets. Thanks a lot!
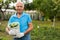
6,27,10,33
24,23,33,35
24,27,33,35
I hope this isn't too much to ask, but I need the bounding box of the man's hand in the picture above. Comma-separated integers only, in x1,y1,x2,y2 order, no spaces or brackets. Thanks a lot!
6,27,16,35
6,27,10,34
15,33,24,38
8,30,16,35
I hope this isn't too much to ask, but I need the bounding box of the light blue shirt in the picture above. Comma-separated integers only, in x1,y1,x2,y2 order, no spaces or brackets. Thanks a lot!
8,12,32,32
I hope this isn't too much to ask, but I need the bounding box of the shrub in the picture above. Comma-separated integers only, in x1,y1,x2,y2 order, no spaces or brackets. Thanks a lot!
4,13,12,20
31,26,60,40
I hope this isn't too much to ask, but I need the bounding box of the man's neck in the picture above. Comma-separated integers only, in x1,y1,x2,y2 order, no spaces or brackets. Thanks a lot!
17,12,22,15
17,12,22,18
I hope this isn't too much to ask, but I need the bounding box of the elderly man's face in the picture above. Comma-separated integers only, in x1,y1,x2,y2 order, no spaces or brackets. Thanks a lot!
15,2,24,13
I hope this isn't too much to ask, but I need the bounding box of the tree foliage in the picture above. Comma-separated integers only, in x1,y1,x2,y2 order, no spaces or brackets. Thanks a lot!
0,0,16,20
33,0,60,21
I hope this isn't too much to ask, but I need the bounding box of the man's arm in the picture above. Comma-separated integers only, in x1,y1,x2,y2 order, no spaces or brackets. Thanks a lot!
24,22,33,35
6,27,10,33
6,16,12,33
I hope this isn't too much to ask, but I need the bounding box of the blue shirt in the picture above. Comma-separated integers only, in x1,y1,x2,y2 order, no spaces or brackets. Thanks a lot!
8,12,32,32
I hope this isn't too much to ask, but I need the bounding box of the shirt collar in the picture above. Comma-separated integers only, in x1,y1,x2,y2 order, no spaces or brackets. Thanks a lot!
13,12,25,18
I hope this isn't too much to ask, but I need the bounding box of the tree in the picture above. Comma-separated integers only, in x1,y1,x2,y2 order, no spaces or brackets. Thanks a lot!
0,0,16,20
33,0,60,27
25,3,35,10
33,0,60,21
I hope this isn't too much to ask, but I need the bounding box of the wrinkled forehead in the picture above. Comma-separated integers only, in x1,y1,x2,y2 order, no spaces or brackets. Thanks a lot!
15,2,24,7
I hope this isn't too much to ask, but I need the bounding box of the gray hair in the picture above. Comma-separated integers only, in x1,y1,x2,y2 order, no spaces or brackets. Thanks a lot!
14,2,24,7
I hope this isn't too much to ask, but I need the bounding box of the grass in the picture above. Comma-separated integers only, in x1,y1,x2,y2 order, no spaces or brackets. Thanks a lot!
0,20,60,40
31,20,60,40
0,21,12,40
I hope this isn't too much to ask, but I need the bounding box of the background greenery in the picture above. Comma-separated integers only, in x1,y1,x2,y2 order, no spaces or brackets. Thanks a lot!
0,20,60,40
0,0,60,21
0,0,60,40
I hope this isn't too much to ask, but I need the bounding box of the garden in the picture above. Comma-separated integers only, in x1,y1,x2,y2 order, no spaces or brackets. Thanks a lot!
0,20,60,40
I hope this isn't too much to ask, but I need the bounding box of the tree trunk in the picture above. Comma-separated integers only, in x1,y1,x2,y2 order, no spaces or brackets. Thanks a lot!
52,16,55,27
0,9,5,20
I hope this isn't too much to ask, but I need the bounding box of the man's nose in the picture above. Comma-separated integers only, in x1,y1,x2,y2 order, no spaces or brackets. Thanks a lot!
18,7,21,9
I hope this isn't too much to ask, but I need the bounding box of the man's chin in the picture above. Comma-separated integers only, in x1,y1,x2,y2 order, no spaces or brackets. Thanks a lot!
17,12,22,14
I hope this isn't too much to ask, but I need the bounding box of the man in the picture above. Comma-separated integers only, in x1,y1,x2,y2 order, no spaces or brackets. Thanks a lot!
6,2,33,40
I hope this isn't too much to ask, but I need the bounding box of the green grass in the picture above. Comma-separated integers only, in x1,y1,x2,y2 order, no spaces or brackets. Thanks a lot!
33,20,60,28
0,20,60,40
31,20,60,40
0,21,13,40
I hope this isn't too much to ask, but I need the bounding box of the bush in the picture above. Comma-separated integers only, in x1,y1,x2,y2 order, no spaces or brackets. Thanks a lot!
57,16,60,21
4,14,12,20
31,26,60,40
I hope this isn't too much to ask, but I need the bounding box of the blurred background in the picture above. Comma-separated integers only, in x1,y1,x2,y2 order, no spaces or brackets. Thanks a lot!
0,0,60,40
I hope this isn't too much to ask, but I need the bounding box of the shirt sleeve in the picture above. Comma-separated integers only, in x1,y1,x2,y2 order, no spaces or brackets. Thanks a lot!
27,14,32,24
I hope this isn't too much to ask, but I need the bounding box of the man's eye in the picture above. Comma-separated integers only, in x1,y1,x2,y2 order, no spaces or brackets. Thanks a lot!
17,6,22,7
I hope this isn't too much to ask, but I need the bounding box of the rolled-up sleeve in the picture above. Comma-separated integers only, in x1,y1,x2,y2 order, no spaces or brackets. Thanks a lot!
27,14,32,24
